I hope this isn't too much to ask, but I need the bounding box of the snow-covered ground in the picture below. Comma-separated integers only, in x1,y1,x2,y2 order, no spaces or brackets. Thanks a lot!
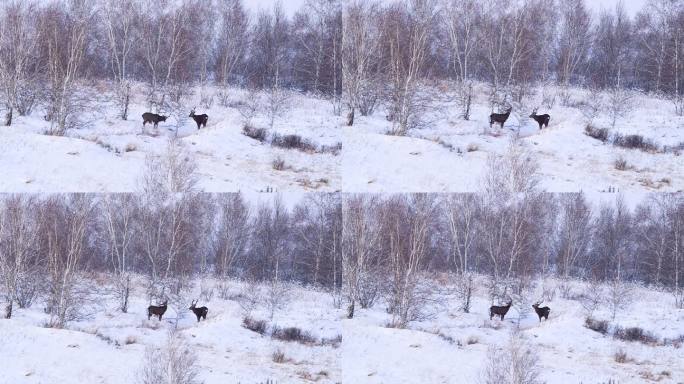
343,276,684,384
0,277,342,384
344,83,684,193
0,84,341,193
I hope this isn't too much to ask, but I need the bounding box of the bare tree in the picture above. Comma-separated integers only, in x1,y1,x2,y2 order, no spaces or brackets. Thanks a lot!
100,194,138,313
342,0,381,125
607,86,632,129
40,194,95,328
444,193,479,275
556,193,593,283
101,0,139,120
443,0,481,83
0,195,41,318
480,144,546,281
139,0,196,109
0,0,39,126
215,0,250,87
292,194,342,288
607,278,632,320
381,194,438,327
556,0,592,89
342,195,381,318
141,140,199,196
140,332,200,384
39,0,94,135
381,0,437,135
138,142,203,296
214,193,250,279
481,332,542,384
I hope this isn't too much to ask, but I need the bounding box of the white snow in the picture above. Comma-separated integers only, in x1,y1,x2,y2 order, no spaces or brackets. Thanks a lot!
344,83,684,193
343,276,684,384
0,84,341,193
0,277,342,384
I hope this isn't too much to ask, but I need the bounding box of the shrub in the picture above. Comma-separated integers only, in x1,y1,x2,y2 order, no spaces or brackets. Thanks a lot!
271,133,317,152
242,125,267,142
614,348,629,363
320,334,342,348
614,156,628,171
140,334,200,384
585,125,610,142
466,335,479,345
584,317,609,335
613,134,659,152
481,333,541,384
663,334,684,348
271,326,317,344
242,316,268,335
614,326,658,344
319,142,342,155
272,349,286,363
467,143,479,152
436,332,455,344
272,157,286,171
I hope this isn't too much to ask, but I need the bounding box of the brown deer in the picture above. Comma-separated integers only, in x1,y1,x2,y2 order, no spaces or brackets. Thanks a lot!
147,300,168,321
529,109,551,129
189,109,208,129
489,299,513,320
142,112,167,129
532,300,550,322
189,300,208,322
489,107,512,129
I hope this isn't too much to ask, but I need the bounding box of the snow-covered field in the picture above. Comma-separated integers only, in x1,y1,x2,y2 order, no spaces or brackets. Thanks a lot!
344,83,684,193
0,84,342,193
0,277,342,384
343,276,684,384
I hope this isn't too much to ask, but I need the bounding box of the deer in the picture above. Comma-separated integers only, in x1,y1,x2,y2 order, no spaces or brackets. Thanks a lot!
489,106,512,129
189,109,208,130
142,112,167,130
147,300,168,321
189,300,208,322
529,109,551,130
489,299,513,320
532,300,550,322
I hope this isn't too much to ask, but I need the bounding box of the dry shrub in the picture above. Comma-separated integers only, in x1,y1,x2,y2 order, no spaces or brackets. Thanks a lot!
242,316,268,335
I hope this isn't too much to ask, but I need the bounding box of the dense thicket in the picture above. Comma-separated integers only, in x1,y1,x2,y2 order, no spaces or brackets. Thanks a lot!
343,0,684,130
343,191,684,285
0,193,342,321
342,191,684,324
0,0,342,126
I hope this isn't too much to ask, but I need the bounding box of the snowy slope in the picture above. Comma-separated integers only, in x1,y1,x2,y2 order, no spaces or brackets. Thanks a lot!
0,277,342,384
0,85,341,193
344,83,684,193
343,276,684,384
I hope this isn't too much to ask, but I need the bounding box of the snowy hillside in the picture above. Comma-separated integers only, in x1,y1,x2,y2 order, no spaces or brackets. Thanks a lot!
0,84,341,193
0,277,342,384
343,276,684,384
344,83,684,193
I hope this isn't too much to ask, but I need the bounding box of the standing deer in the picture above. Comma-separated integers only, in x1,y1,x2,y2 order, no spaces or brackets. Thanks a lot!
189,300,208,322
489,107,512,129
532,300,550,322
189,109,208,129
147,300,168,321
489,299,513,320
142,112,167,130
529,109,551,129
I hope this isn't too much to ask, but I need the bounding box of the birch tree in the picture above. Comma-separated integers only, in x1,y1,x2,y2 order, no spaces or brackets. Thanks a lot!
0,0,39,126
102,0,139,120
0,195,41,319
